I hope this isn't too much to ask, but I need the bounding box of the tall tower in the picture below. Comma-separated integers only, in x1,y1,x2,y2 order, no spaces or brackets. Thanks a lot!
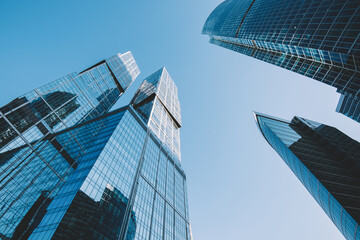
131,67,182,160
0,67,191,240
202,0,360,122
0,51,140,153
255,112,360,240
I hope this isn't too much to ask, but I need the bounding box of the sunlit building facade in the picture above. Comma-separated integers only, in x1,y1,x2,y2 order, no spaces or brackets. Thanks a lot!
0,51,140,154
0,65,191,240
203,0,360,122
131,67,182,160
255,112,360,240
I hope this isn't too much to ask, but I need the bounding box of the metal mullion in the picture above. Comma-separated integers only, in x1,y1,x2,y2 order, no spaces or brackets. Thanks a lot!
37,74,75,97
2,99,34,116
162,146,169,240
120,130,150,240
319,1,344,50
0,132,54,185
96,68,111,90
0,124,51,154
0,111,65,182
182,178,187,221
300,1,322,45
0,136,64,193
34,90,85,153
0,146,34,181
38,93,79,123
341,71,357,91
334,6,360,54
88,71,106,96
139,170,187,223
21,160,74,239
148,142,164,239
330,67,345,87
71,77,97,109
68,76,100,126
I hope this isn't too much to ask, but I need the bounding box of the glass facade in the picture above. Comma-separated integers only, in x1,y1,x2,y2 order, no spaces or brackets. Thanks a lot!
203,0,360,122
0,66,191,240
0,51,140,154
131,67,182,160
336,90,360,122
255,112,360,240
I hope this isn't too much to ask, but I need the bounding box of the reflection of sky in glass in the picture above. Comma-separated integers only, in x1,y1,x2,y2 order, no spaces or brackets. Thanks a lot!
1,1,359,239
255,112,360,240
256,113,301,147
131,67,182,160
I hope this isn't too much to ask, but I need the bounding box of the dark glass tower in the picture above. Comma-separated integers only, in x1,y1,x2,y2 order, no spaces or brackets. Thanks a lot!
255,112,360,240
203,0,360,122
0,67,191,240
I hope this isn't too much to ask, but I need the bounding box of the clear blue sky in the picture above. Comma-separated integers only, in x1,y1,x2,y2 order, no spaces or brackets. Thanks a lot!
1,1,359,239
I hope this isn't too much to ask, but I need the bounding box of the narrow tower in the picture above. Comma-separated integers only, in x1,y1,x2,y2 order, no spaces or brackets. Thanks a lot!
255,112,360,240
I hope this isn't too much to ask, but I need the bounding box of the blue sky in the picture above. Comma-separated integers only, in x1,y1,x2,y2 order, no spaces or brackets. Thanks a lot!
1,1,359,239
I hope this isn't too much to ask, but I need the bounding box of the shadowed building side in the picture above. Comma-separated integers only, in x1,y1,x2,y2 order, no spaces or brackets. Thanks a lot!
255,112,360,240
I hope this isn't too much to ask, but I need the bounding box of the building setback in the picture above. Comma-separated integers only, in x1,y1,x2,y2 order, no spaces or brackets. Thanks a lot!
203,0,360,122
255,112,360,240
0,56,192,239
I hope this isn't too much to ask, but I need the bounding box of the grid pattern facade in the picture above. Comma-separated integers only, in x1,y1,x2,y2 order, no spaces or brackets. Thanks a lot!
0,51,139,154
0,52,140,238
105,51,140,92
0,102,118,239
255,112,360,240
131,68,182,160
0,62,191,239
44,106,190,240
203,0,360,120
337,91,360,122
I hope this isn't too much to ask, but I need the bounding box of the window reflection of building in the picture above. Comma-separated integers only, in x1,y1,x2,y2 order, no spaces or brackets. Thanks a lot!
11,191,53,240
0,92,79,148
0,51,140,153
0,52,140,239
0,58,191,240
52,184,136,240
8,184,136,240
35,91,80,129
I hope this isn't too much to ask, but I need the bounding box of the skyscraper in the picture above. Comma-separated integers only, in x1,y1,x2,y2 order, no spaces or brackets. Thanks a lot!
131,67,182,160
0,51,140,153
0,64,191,240
202,0,360,122
0,51,140,239
255,112,360,240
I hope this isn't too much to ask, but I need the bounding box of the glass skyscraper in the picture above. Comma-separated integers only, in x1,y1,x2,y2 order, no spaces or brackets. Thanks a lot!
255,112,360,240
0,56,191,239
0,51,140,154
131,67,182,160
202,0,360,122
